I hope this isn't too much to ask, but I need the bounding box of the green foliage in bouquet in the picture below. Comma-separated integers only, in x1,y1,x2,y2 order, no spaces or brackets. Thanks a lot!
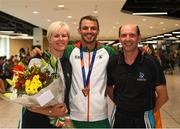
6,56,57,96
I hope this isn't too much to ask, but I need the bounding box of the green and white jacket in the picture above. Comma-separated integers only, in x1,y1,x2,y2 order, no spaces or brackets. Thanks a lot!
64,41,116,121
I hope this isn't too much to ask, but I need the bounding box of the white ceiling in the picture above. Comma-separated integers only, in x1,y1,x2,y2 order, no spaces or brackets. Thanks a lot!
0,0,180,40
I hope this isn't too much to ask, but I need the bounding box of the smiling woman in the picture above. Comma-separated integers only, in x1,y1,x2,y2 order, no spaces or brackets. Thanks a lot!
18,21,72,128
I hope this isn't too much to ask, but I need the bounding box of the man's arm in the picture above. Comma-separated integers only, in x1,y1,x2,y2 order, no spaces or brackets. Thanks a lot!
154,85,168,112
142,44,152,55
106,86,114,101
30,47,43,57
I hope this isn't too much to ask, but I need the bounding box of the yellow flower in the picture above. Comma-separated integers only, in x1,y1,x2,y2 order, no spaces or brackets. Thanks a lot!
25,79,30,87
25,75,42,95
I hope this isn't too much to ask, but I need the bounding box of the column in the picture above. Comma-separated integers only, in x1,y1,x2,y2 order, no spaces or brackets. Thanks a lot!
0,36,10,58
33,27,43,49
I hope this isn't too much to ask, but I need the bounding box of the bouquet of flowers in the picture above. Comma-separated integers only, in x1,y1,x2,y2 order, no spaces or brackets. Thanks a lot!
2,57,64,107
0,54,74,128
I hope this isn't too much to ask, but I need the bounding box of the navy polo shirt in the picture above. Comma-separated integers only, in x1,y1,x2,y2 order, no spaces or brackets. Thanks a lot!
107,51,166,112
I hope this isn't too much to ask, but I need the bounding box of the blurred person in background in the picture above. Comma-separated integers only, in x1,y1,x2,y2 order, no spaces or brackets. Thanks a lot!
0,78,5,93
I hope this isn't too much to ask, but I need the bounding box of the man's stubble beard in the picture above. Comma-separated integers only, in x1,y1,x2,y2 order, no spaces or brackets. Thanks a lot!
81,34,97,44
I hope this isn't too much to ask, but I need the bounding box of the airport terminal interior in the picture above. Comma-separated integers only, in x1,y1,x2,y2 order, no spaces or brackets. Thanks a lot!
0,0,180,128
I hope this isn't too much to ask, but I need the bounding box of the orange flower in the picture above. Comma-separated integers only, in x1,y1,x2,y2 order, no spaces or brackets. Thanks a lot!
13,65,25,77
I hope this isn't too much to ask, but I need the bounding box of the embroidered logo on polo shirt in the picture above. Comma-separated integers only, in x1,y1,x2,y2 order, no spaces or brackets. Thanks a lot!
137,72,147,81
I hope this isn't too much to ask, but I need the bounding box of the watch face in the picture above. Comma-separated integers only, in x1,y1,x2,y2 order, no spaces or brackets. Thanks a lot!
49,109,53,116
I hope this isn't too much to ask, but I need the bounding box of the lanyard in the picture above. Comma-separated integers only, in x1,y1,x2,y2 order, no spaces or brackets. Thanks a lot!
80,43,97,88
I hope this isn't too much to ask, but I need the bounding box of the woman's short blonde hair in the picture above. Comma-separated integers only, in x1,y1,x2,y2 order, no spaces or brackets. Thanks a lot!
47,21,70,41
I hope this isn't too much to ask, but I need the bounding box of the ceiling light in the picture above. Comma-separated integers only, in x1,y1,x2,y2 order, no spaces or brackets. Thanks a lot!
160,22,164,24
58,4,64,8
99,41,109,44
142,18,147,21
112,43,121,47
93,10,98,14
157,35,164,38
0,35,9,38
169,37,178,40
133,12,167,15
93,5,98,14
138,44,143,47
152,36,158,39
175,24,179,26
149,26,153,29
162,28,166,30
10,36,33,39
147,38,152,40
172,31,180,34
113,26,116,29
145,41,157,44
67,16,72,19
33,11,39,14
47,19,51,22
0,31,14,34
106,41,115,45
0,31,29,36
164,34,172,36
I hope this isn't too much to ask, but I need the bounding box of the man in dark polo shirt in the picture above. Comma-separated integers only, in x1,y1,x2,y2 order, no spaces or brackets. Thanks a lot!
107,24,168,128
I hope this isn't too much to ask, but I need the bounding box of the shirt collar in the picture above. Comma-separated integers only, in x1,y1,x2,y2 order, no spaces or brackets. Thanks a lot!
75,41,101,52
118,50,144,65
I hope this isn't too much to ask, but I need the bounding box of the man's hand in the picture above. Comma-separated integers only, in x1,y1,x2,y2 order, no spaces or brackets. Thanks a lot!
30,47,43,57
142,45,152,55
106,86,114,101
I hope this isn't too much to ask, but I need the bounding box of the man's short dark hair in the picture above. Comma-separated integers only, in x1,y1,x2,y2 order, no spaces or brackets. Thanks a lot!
79,15,99,30
119,25,140,37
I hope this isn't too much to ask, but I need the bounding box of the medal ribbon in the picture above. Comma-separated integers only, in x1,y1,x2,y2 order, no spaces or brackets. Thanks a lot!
80,43,97,88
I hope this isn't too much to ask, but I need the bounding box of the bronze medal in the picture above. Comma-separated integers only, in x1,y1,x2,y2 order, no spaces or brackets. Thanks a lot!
82,88,89,97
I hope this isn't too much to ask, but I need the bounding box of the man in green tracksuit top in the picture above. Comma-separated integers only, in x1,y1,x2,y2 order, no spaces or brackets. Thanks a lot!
64,15,116,128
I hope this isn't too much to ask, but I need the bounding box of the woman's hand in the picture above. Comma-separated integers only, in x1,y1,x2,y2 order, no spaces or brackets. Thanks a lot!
51,103,68,117
28,103,68,117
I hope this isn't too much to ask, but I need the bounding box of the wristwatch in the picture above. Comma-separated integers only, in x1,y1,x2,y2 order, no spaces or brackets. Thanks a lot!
48,109,53,116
